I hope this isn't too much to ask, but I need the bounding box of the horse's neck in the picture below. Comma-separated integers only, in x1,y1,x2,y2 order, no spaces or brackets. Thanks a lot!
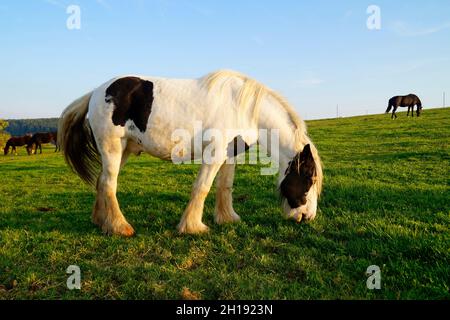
257,95,301,169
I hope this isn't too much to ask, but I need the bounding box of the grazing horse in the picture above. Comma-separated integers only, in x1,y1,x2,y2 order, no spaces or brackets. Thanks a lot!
58,70,323,237
385,94,423,119
26,132,58,155
3,134,32,155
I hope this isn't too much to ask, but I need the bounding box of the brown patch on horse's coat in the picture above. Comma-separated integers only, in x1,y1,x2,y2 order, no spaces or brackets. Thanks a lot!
280,144,316,208
106,77,154,132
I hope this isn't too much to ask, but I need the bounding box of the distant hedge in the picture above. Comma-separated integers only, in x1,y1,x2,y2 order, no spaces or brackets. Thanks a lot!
5,118,58,136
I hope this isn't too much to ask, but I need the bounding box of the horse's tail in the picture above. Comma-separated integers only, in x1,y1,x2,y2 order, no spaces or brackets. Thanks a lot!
58,91,100,186
385,103,392,114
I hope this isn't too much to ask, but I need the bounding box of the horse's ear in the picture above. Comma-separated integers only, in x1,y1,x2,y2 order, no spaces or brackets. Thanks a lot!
300,144,313,162
300,144,316,178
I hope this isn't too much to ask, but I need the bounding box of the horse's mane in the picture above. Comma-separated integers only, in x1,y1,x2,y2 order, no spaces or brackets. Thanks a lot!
203,70,304,136
202,69,322,195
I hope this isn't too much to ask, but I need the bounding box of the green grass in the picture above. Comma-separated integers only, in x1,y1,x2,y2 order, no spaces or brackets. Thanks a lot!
0,108,449,300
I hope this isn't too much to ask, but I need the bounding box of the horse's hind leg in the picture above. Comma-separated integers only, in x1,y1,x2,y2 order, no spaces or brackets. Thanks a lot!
92,138,135,237
214,163,240,225
178,163,223,234
392,106,398,119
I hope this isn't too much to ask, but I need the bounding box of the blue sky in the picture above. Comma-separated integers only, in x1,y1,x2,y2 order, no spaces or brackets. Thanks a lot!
0,0,449,119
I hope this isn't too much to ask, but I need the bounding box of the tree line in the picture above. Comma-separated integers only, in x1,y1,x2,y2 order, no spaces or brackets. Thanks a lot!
4,118,58,136
1,118,59,147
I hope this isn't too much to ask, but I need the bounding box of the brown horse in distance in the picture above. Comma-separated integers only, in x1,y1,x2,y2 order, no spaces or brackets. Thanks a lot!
4,134,33,155
26,132,58,155
385,94,423,119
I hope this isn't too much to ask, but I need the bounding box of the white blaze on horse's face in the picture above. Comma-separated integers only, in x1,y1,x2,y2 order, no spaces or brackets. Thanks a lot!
280,144,319,223
282,187,318,223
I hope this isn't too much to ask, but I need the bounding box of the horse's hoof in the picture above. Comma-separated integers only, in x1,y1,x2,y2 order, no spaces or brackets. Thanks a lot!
102,221,135,237
177,221,209,234
119,224,135,237
214,210,241,224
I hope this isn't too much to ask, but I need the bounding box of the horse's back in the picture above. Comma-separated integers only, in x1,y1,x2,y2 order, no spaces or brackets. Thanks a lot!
390,94,421,106
407,93,421,103
87,74,245,160
403,94,421,106
389,96,402,105
87,75,205,159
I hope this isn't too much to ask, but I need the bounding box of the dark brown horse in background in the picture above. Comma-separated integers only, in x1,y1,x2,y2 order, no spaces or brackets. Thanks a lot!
385,94,423,119
26,132,58,155
3,134,33,155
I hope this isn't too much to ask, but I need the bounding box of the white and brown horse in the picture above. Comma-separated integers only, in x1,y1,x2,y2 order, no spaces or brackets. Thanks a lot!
58,70,323,236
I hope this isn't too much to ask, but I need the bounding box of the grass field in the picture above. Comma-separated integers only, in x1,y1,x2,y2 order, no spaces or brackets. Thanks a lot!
0,108,449,300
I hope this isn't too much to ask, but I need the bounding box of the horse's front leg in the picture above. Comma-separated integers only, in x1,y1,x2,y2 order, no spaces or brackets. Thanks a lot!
214,162,240,225
178,162,223,234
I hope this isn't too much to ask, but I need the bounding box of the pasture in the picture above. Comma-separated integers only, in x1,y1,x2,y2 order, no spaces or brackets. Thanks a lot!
0,108,449,299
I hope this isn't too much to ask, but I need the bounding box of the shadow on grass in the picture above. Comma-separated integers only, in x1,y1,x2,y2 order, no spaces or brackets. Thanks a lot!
0,179,447,239
0,165,54,172
360,150,448,162
0,183,448,300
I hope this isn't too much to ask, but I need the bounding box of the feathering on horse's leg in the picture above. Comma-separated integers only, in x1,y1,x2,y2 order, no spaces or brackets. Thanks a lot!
178,162,224,234
214,162,240,225
93,138,135,237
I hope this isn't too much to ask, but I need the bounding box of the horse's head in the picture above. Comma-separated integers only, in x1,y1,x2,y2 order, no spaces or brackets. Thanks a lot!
417,104,423,117
3,145,9,155
279,144,322,223
26,143,33,155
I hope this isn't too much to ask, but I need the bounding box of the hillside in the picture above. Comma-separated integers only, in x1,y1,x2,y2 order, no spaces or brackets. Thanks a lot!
0,108,448,299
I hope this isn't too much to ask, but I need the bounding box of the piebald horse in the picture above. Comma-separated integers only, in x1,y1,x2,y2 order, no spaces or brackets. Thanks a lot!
58,70,323,236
